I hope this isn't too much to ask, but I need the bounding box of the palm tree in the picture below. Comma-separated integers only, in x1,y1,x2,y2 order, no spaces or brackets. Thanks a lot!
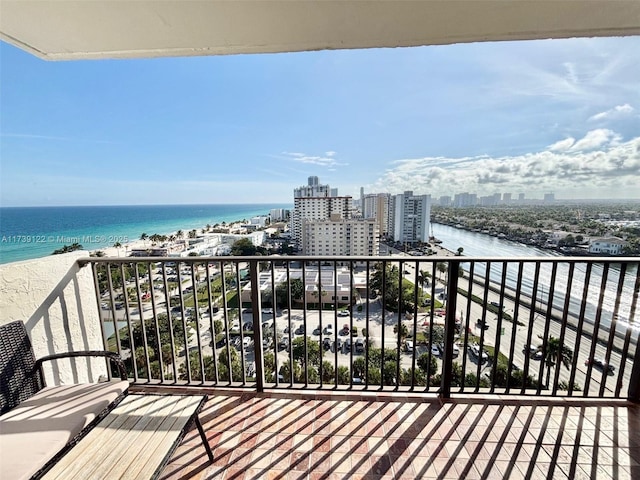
417,269,430,289
537,335,573,388
393,323,409,342
436,262,447,281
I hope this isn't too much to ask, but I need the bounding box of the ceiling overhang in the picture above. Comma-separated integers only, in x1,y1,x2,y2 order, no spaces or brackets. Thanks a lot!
1,1,640,61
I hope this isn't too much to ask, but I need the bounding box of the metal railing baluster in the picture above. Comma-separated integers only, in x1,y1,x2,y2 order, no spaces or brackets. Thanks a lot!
82,256,638,399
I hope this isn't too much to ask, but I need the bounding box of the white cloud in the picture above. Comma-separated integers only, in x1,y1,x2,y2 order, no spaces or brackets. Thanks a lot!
281,151,346,168
547,129,620,153
589,104,635,122
372,132,640,198
569,129,620,152
548,137,575,152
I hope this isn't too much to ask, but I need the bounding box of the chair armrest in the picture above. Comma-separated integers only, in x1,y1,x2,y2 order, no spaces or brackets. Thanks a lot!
35,351,128,381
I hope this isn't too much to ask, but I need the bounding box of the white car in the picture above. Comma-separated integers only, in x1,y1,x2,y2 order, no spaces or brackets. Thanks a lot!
470,344,489,361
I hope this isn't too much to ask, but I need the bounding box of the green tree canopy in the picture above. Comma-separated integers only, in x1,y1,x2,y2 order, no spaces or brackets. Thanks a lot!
231,238,257,256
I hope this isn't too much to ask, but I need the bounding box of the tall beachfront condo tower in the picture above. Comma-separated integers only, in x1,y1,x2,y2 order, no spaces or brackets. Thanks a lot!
363,193,391,238
291,177,351,248
292,196,353,247
294,176,331,198
389,191,431,245
269,208,290,222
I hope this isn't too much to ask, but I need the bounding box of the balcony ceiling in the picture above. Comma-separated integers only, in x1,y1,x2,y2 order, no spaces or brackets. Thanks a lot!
1,1,639,61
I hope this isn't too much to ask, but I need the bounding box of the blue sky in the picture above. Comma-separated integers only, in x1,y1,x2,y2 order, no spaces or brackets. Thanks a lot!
1,36,638,207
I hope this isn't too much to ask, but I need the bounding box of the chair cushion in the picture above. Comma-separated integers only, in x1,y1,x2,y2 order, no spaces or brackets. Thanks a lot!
0,381,128,480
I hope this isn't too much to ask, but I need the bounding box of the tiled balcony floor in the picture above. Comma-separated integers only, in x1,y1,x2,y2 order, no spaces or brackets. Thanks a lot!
156,389,640,480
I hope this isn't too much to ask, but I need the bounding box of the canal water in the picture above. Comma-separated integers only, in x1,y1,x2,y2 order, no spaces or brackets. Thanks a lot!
432,223,638,331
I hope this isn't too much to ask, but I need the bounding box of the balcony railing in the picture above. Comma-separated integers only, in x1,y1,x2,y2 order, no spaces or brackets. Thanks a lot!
84,255,640,400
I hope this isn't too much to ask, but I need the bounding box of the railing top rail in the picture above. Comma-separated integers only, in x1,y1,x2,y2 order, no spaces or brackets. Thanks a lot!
79,255,639,265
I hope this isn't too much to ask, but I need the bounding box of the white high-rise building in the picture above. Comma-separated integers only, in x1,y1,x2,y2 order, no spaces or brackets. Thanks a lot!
301,215,379,256
269,208,289,222
291,177,381,255
291,196,352,246
389,191,431,244
293,176,332,198
363,193,391,237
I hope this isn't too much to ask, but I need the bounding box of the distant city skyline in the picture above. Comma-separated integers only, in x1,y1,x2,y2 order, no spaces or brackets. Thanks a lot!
1,35,638,207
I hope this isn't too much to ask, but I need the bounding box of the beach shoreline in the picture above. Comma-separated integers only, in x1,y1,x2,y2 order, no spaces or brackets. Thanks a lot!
89,218,255,259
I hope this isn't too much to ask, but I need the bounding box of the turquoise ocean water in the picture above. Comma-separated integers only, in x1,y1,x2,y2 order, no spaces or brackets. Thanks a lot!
0,204,289,264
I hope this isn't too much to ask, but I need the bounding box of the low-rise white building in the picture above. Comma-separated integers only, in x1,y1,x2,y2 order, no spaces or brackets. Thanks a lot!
240,266,365,307
588,237,627,255
248,215,269,227
180,231,266,256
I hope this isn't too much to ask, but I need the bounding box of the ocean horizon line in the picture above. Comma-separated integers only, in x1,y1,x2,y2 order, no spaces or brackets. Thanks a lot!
0,203,291,264
1,202,292,209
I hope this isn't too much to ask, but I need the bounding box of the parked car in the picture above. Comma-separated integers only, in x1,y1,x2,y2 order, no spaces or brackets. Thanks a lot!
278,337,290,351
452,343,460,356
469,344,489,362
